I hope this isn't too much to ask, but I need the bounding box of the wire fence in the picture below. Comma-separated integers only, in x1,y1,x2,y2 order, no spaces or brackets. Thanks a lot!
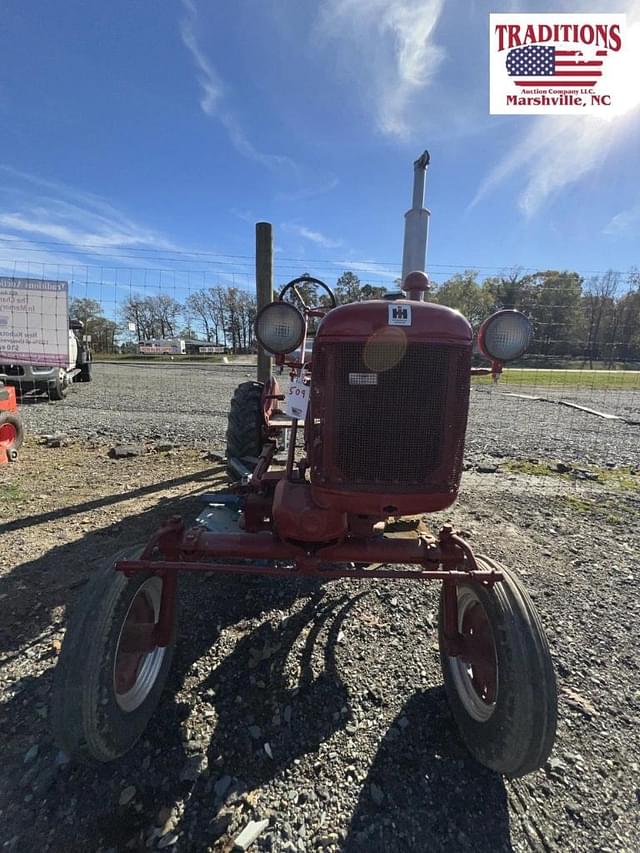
0,250,638,474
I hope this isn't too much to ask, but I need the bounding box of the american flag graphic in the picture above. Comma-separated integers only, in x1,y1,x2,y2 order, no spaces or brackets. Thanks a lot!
506,44,607,87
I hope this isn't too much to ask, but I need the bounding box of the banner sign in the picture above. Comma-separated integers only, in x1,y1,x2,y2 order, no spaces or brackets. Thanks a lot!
0,277,70,366
490,13,627,115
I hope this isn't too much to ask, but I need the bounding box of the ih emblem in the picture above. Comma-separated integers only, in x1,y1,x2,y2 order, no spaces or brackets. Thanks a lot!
388,303,412,326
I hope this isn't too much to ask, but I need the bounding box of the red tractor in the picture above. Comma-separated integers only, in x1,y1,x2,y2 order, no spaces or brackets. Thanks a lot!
0,383,23,464
52,269,557,778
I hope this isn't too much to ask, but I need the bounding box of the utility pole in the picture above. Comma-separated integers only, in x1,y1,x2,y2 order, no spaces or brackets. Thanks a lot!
255,222,273,383
401,150,431,282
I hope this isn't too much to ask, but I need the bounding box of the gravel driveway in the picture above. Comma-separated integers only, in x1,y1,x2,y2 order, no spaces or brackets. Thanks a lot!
16,361,640,467
1,363,639,852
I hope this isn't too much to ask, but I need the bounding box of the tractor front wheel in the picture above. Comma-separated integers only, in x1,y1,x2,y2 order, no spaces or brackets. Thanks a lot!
438,557,557,778
51,548,176,763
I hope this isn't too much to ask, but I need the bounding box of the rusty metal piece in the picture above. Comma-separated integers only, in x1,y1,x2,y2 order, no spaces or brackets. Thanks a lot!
441,580,461,656
116,558,502,584
153,570,177,648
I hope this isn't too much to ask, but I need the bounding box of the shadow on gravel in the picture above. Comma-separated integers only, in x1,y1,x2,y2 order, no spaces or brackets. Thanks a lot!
146,581,359,850
0,466,221,537
2,478,511,852
0,467,223,656
13,391,51,405
1,484,359,851
344,688,513,853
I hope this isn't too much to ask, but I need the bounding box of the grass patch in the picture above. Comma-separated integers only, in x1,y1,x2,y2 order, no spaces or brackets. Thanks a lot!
504,460,556,477
474,368,640,391
95,354,249,364
562,495,593,513
592,467,640,491
0,483,25,503
504,460,640,492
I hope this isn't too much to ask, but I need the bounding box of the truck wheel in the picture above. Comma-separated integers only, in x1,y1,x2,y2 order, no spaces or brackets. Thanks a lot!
225,381,264,478
51,548,176,763
0,412,24,452
48,371,67,401
76,350,92,382
438,557,557,778
78,361,92,383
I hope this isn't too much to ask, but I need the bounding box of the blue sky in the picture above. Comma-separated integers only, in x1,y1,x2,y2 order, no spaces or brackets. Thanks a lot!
1,0,639,308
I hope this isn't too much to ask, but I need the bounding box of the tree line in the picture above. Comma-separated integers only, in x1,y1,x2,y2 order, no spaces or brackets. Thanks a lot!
432,268,640,364
71,267,640,364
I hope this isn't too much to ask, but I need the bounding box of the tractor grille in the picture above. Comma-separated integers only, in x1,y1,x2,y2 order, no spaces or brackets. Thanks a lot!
312,341,470,493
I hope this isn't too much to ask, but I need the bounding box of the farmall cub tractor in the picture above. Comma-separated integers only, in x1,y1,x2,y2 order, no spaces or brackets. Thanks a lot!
53,183,557,782
53,274,557,778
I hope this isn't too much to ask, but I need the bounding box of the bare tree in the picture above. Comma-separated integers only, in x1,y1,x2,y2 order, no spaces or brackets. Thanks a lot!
584,271,619,367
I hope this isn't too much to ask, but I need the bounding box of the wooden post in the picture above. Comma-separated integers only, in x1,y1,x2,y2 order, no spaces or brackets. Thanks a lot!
256,221,273,384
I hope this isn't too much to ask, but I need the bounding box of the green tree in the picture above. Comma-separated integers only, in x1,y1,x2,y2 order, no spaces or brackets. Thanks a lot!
434,271,492,326
360,283,387,300
334,271,363,304
521,270,583,357
483,269,529,310
69,297,117,353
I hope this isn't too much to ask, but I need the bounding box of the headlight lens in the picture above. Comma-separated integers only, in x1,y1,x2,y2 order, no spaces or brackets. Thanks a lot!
478,310,532,362
255,301,305,355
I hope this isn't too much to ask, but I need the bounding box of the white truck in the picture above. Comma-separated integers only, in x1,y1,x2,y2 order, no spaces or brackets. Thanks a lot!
0,319,92,400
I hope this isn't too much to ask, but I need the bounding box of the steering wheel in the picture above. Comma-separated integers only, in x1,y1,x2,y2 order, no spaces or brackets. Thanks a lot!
278,275,337,311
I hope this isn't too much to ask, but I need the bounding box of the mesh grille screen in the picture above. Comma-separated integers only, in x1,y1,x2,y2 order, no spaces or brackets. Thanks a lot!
319,342,469,492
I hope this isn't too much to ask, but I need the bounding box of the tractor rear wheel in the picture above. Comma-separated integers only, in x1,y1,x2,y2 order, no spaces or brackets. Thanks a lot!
225,381,264,479
51,547,176,763
438,557,557,778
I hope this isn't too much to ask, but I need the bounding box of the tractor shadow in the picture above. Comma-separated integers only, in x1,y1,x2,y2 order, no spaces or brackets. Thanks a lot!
0,481,353,851
0,465,227,656
1,476,510,852
137,579,358,850
343,688,513,852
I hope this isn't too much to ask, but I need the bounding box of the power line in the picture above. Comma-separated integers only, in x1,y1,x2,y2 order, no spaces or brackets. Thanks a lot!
0,234,635,278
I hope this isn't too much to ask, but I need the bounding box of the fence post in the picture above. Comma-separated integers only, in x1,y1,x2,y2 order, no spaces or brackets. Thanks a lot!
256,222,273,384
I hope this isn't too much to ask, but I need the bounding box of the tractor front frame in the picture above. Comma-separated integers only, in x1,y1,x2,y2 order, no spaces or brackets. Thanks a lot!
115,515,503,656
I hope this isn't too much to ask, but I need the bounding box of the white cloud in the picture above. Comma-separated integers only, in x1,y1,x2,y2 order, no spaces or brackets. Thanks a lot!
0,165,175,250
317,0,446,136
603,203,640,237
179,0,223,116
335,260,400,281
0,210,170,251
276,177,339,203
0,165,182,276
470,116,617,217
284,223,342,249
179,0,294,171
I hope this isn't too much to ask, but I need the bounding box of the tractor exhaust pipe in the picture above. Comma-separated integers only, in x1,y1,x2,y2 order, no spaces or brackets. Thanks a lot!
401,150,431,288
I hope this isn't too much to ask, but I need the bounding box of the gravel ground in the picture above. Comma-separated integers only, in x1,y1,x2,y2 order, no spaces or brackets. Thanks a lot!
3,362,639,851
15,361,640,467
1,435,639,853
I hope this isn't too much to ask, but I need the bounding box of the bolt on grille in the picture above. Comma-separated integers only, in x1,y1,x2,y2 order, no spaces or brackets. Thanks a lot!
314,342,470,493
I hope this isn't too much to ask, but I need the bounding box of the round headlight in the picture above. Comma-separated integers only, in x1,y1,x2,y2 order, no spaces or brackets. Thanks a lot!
255,301,305,355
478,310,532,362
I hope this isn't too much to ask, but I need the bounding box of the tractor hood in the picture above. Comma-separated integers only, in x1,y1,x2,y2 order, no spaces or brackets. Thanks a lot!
316,299,472,346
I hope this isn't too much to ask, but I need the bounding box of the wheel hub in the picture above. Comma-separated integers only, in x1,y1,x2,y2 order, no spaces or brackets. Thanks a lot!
113,578,166,712
0,423,17,447
450,588,498,722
